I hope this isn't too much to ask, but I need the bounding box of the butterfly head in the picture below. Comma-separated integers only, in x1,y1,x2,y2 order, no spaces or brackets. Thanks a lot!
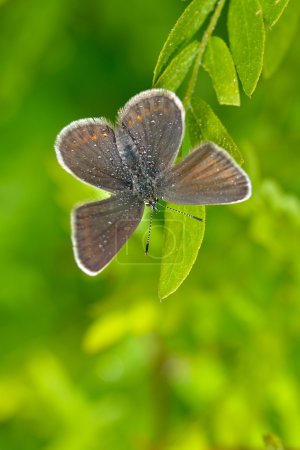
144,197,158,212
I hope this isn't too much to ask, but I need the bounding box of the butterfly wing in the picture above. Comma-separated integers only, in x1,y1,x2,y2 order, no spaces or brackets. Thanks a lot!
55,118,132,193
159,142,251,205
72,194,144,275
115,89,185,177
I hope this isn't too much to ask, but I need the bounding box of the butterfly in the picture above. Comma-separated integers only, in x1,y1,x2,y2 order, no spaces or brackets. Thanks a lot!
55,89,251,275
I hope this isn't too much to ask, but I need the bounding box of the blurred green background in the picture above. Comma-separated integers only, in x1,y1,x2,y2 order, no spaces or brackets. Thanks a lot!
0,0,300,449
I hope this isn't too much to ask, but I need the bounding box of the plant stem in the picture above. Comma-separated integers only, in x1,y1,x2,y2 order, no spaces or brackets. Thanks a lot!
183,0,227,109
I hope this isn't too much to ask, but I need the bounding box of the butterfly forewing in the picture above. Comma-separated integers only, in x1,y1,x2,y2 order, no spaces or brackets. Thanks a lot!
116,89,185,176
55,118,132,193
72,194,144,275
159,142,251,205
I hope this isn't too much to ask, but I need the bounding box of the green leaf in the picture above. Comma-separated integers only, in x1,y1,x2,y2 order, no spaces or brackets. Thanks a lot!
263,2,299,78
203,36,240,106
260,0,290,28
153,0,218,83
187,97,243,164
159,204,205,299
154,41,199,91
228,0,265,96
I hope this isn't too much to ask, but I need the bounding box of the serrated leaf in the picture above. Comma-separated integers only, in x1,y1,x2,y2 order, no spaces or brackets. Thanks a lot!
159,204,205,299
153,0,218,83
154,41,199,91
203,36,240,106
187,97,243,164
228,0,265,96
260,0,290,28
263,1,299,78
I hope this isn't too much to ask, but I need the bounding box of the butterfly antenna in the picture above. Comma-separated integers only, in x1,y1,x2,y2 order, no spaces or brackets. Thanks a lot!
157,201,205,222
145,207,154,255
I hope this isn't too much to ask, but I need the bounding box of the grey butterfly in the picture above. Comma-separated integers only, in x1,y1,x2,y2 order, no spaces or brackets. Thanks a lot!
55,89,251,275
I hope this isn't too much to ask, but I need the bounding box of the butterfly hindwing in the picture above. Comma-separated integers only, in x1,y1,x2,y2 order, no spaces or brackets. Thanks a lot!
159,142,251,205
72,194,144,275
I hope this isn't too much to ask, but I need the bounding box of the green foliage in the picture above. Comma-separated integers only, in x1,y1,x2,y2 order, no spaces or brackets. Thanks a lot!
154,40,199,91
187,98,243,163
154,0,296,297
0,0,300,449
260,0,290,28
228,0,265,97
264,434,285,450
263,1,299,78
153,0,218,83
203,36,240,106
83,302,158,352
158,205,205,299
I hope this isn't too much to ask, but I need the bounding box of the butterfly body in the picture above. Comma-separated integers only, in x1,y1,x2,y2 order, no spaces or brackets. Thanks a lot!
55,89,251,275
131,172,157,203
